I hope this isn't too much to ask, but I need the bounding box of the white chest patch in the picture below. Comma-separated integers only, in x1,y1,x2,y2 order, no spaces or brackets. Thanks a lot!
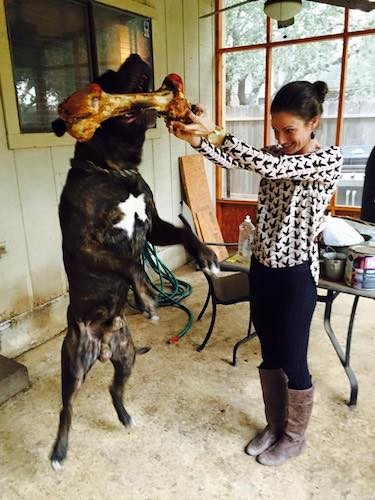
114,194,147,238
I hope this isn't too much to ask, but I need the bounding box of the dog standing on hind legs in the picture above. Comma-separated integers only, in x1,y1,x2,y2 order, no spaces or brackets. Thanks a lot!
51,306,148,471
50,54,218,470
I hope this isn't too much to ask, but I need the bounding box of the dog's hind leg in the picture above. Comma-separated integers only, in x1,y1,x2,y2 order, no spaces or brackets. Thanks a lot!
50,336,83,470
50,321,99,470
109,324,137,426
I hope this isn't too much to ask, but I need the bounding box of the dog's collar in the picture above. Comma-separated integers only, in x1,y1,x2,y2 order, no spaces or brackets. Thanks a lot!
70,159,139,178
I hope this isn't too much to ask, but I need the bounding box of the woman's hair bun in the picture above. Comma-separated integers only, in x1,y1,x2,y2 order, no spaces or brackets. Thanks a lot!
312,81,328,103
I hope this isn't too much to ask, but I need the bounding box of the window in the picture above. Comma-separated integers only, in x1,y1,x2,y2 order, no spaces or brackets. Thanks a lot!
339,33,375,208
223,0,266,47
271,39,342,147
5,0,153,134
216,1,375,212
223,49,265,200
93,3,153,76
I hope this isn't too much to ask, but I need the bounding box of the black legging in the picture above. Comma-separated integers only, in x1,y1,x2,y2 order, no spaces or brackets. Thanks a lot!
249,256,317,390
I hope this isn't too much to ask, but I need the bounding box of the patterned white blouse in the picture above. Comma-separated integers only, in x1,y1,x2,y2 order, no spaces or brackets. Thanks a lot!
195,135,343,284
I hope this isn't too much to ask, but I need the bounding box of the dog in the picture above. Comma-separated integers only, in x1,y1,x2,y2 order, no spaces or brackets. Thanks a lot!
49,54,217,470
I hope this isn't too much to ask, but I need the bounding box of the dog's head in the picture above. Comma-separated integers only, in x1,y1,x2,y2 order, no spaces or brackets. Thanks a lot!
93,53,157,131
52,54,157,169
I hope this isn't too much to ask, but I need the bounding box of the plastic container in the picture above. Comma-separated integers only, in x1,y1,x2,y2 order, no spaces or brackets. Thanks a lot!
238,215,255,260
345,245,375,289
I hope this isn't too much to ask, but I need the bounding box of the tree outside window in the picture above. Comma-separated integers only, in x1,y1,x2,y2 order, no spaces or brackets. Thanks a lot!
219,1,375,208
5,0,153,134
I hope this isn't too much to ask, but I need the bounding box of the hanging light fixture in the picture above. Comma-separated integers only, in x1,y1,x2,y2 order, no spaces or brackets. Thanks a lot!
264,0,302,21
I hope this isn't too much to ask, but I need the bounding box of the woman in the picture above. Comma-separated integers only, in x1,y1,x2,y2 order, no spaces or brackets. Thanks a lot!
168,81,343,466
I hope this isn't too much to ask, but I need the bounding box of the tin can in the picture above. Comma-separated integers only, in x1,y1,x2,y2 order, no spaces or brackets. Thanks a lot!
345,245,375,289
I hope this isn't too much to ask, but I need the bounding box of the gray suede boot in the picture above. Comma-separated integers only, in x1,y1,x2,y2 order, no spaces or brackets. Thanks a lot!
257,386,314,466
245,368,288,456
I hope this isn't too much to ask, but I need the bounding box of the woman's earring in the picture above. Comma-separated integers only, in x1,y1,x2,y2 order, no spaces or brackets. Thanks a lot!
311,131,315,139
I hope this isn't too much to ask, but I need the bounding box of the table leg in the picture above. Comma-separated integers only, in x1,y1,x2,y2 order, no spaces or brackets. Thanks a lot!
322,290,359,406
231,311,257,367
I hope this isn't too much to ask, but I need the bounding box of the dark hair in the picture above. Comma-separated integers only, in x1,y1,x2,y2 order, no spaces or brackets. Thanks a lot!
270,80,328,122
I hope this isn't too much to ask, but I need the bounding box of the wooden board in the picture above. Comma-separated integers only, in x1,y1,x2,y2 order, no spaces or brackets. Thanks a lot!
179,154,228,261
195,209,228,261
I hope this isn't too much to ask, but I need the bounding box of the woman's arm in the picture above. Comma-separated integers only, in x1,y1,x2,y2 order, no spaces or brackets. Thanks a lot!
169,110,342,183
196,135,343,183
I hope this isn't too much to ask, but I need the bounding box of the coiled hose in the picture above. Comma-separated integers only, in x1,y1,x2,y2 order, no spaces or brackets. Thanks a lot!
128,242,193,343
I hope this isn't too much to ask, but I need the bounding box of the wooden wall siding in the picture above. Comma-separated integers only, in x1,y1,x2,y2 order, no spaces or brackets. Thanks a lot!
0,0,215,354
165,0,187,225
13,148,67,306
0,103,33,321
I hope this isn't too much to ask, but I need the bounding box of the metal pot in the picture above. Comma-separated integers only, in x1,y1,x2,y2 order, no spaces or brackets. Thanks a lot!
322,251,347,281
323,235,372,256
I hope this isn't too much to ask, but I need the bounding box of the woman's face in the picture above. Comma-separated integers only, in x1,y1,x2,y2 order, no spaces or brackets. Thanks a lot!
271,112,319,155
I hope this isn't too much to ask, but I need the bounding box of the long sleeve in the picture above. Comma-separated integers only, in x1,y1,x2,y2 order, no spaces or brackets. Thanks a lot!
195,134,342,184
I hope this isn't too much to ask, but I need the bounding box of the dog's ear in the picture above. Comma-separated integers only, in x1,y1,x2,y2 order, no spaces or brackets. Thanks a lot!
96,54,152,94
118,54,152,92
94,69,118,93
51,118,67,137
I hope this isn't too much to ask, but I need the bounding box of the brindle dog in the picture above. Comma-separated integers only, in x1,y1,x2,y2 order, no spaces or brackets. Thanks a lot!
50,54,217,469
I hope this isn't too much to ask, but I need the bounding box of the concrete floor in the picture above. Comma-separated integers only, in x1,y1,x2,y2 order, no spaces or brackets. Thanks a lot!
0,264,374,500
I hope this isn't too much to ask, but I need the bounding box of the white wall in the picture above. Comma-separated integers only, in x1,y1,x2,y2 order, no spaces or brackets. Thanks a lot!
0,0,215,356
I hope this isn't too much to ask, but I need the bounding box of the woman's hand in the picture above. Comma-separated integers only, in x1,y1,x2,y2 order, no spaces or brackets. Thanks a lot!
168,119,202,147
168,106,216,147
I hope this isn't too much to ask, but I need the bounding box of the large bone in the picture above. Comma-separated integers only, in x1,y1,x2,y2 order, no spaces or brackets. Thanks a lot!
57,74,191,142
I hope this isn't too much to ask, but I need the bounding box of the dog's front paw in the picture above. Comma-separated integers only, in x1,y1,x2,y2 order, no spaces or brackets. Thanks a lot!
142,295,159,322
196,245,219,274
133,281,158,321
202,262,220,275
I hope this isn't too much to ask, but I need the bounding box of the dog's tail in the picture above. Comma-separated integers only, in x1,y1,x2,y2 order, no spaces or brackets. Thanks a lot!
136,346,151,355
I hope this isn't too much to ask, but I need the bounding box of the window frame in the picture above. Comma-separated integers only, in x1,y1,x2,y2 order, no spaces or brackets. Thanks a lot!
0,0,158,149
214,0,375,215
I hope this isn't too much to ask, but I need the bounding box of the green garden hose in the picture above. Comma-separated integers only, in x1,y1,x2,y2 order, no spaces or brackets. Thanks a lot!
128,242,193,343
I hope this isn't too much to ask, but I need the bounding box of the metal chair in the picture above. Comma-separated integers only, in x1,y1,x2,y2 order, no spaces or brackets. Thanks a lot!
178,210,257,364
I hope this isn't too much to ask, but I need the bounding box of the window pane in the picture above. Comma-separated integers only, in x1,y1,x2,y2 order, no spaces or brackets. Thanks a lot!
338,35,375,207
222,0,266,48
272,2,344,42
349,8,375,31
94,3,153,82
223,50,265,200
271,40,342,146
5,0,91,133
336,145,372,207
